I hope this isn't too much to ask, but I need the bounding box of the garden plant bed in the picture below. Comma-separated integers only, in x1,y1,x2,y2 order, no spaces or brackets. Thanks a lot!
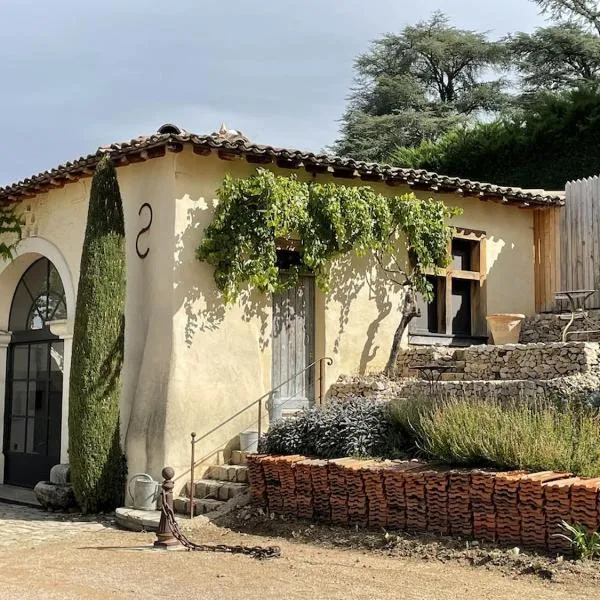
247,455,600,556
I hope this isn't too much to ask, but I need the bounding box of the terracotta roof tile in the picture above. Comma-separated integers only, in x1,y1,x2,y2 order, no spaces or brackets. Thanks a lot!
0,124,565,207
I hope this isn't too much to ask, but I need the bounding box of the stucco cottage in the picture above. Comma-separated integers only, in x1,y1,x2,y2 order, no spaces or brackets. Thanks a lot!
0,124,564,490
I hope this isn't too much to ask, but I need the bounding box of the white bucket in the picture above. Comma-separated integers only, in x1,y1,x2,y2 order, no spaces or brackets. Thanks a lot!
239,430,259,453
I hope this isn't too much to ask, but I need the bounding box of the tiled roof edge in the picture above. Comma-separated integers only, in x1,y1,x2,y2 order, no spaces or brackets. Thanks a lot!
0,128,565,207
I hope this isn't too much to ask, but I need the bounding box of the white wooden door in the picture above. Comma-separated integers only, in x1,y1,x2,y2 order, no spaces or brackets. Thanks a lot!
271,277,315,420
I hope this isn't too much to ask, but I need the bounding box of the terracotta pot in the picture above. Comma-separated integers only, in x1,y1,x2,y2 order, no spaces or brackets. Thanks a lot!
486,313,525,345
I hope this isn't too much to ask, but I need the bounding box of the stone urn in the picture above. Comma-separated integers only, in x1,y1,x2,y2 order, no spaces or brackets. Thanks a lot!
486,314,525,345
34,464,78,512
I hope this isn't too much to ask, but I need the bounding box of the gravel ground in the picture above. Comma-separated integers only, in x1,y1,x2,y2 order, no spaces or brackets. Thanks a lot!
0,504,599,599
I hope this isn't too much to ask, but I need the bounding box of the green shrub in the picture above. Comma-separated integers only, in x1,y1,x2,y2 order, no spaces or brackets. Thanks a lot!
259,397,404,459
69,155,127,513
407,394,600,477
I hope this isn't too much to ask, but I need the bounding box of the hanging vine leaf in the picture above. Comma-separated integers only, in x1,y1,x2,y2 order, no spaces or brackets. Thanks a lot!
0,205,23,260
197,168,460,375
197,168,460,302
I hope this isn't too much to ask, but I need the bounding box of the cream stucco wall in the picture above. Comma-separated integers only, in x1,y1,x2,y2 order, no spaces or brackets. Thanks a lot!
0,146,538,492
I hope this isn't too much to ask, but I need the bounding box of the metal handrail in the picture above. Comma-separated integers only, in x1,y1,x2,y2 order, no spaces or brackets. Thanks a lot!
187,356,333,518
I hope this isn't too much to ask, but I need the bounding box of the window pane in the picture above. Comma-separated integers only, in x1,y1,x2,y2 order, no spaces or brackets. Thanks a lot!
8,258,66,333
9,418,26,453
12,346,28,379
48,265,65,297
51,299,67,321
28,382,46,417
47,418,61,458
47,293,66,321
451,239,478,272
22,259,48,303
29,344,48,380
26,416,46,454
28,299,46,330
452,279,472,336
9,282,33,332
50,343,64,393
11,381,27,416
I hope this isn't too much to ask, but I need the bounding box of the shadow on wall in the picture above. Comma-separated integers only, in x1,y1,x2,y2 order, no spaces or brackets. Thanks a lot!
172,199,403,372
172,202,269,348
327,253,397,375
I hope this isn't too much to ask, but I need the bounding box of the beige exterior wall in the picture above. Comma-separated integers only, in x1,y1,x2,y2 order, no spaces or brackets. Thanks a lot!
0,146,537,491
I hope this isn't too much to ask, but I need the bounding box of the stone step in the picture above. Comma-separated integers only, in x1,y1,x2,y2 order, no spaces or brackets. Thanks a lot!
185,479,249,501
205,464,248,484
230,451,249,465
173,496,224,515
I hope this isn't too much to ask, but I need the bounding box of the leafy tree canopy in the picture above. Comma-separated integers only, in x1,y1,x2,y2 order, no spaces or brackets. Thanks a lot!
533,0,600,34
509,23,600,93
332,12,508,161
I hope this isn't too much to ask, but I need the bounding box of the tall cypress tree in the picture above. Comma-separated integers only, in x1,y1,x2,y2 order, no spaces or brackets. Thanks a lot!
69,155,127,513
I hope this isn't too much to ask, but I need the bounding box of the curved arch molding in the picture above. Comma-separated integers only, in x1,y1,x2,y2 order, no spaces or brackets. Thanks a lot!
0,236,76,329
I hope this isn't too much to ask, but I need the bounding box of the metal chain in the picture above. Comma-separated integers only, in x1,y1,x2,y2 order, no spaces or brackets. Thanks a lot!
161,490,281,560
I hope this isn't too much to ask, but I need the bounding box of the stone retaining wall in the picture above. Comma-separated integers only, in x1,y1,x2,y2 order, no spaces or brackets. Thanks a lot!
520,311,600,344
248,455,600,554
394,342,600,381
463,342,600,380
396,346,461,378
330,373,600,403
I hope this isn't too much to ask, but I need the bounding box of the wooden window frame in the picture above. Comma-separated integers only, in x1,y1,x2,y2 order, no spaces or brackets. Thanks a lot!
422,228,487,337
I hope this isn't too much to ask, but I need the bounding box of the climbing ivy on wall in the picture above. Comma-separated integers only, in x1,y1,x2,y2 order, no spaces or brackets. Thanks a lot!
0,206,23,260
197,168,459,302
197,168,460,374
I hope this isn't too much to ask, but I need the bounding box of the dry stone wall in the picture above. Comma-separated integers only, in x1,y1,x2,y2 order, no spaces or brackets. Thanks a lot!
463,342,600,380
520,310,600,344
248,455,600,555
330,342,600,403
331,373,600,403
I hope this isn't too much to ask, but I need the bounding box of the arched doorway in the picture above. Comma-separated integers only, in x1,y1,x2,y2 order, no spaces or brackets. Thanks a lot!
3,257,67,487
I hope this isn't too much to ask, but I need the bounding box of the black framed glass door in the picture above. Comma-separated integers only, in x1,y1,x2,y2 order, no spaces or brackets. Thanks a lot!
3,257,66,488
4,341,63,487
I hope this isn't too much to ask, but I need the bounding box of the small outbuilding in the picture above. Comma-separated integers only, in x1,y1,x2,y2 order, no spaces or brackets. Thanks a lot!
0,124,564,488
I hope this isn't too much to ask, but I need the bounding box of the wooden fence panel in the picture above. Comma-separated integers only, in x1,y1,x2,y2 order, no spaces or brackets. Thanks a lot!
562,178,600,309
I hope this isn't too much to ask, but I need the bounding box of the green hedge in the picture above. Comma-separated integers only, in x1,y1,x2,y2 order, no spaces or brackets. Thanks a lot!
392,87,600,190
68,155,127,513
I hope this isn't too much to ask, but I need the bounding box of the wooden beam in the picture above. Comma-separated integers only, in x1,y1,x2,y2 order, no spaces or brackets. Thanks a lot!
246,153,273,165
331,168,357,179
166,142,184,153
454,227,486,240
359,172,384,182
276,157,303,169
445,272,453,335
122,153,145,164
192,145,212,156
146,146,166,159
449,269,481,281
304,163,329,176
217,149,241,161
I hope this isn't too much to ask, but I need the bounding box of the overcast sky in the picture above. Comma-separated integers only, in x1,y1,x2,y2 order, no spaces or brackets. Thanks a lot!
0,0,546,184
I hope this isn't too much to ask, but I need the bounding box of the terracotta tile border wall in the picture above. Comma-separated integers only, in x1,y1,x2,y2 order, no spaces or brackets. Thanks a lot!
247,455,600,554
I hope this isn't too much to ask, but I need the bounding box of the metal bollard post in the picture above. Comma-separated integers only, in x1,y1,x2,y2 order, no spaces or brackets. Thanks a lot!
154,466,179,548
